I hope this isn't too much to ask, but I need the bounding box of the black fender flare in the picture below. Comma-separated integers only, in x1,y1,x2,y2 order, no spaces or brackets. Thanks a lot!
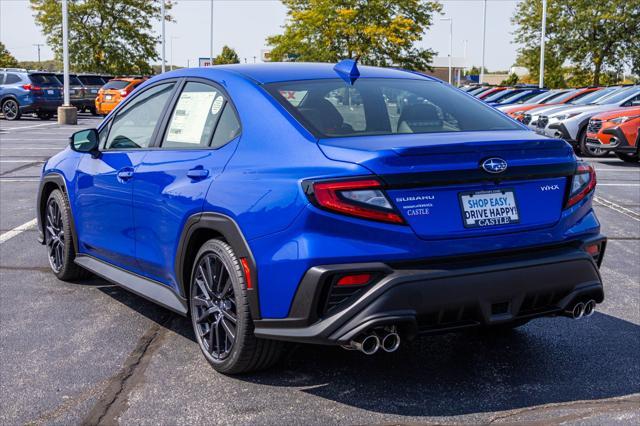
175,212,261,320
36,173,80,253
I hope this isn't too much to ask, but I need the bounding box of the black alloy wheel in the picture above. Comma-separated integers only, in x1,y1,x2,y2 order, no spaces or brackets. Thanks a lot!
189,239,284,374
45,197,65,273
2,99,21,120
191,252,238,361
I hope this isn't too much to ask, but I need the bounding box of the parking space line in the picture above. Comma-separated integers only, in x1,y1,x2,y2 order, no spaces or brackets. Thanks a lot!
0,123,59,132
0,219,37,244
594,196,640,222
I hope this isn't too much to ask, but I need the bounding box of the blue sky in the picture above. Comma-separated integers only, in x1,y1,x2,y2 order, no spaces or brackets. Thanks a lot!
1,0,523,71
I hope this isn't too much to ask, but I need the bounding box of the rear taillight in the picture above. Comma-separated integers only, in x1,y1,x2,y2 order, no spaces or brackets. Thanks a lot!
565,163,596,208
307,178,405,224
22,84,43,93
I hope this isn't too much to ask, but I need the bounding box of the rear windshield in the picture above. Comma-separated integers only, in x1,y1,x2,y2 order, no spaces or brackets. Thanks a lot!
266,78,521,138
102,80,130,90
29,74,61,86
594,87,639,105
570,87,617,105
78,75,104,85
56,75,83,86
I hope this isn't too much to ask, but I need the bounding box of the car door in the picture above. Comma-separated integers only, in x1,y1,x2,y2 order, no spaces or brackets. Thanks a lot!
132,79,241,290
73,82,177,270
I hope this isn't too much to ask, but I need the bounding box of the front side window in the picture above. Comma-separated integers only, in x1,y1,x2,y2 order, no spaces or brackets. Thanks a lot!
266,78,521,138
105,83,175,150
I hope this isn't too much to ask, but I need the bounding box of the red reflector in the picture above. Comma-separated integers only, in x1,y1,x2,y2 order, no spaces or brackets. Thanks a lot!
585,244,600,256
240,258,253,289
336,273,372,286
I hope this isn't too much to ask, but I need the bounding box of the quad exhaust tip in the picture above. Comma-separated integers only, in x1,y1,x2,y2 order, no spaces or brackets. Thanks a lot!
344,326,401,355
566,299,596,319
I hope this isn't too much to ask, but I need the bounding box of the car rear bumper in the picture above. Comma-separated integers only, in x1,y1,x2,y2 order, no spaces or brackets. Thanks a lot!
253,238,606,345
20,99,62,113
95,101,117,114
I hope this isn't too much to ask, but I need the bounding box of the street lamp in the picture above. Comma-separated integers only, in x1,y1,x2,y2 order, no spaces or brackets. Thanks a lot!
161,1,166,73
441,17,453,85
58,0,77,124
210,0,214,66
480,0,487,84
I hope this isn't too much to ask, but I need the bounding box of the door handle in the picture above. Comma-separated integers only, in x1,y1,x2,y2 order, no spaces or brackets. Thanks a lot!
186,167,209,180
117,167,134,181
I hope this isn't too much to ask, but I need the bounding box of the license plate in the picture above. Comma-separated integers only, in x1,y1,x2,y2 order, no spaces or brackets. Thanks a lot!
105,95,112,100
459,189,519,228
47,89,54,95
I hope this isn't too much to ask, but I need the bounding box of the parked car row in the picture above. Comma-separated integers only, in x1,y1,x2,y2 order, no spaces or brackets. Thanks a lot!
461,83,640,160
0,68,147,120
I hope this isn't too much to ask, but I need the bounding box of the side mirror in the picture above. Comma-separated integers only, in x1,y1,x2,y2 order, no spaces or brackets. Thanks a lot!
69,129,100,158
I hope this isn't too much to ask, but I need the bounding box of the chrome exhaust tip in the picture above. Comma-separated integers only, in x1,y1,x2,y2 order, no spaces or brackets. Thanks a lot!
572,302,585,319
347,334,380,355
381,332,401,353
583,300,596,317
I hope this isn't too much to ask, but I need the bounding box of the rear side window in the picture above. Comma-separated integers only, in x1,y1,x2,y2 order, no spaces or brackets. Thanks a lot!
162,81,240,149
102,80,130,90
29,74,61,86
78,75,104,85
105,83,175,150
266,78,521,138
56,75,83,86
5,74,22,84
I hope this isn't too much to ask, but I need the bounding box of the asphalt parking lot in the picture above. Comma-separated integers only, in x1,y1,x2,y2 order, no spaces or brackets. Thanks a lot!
0,116,638,425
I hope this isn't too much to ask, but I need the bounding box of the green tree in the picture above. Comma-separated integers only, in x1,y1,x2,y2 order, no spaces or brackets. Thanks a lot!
267,0,443,70
0,42,19,68
513,0,640,87
214,46,240,65
30,0,173,75
514,46,567,88
18,60,62,71
501,73,520,86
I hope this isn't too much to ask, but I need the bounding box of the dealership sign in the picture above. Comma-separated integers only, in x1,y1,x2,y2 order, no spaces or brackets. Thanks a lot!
199,58,213,67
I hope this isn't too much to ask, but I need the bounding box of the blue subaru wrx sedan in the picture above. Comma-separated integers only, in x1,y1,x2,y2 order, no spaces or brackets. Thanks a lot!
37,61,606,374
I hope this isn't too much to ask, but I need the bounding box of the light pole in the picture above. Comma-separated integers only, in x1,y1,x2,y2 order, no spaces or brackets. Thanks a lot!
58,0,76,124
170,37,179,71
161,1,166,73
209,0,214,66
33,44,44,66
480,0,487,84
441,18,453,85
539,0,547,88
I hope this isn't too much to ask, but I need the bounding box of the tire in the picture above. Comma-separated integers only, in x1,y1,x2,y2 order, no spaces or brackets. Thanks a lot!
44,190,91,281
189,239,284,374
579,128,607,157
615,152,639,163
90,107,98,116
2,99,21,120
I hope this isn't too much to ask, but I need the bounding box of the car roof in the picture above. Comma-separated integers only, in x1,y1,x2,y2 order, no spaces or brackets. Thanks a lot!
167,62,438,84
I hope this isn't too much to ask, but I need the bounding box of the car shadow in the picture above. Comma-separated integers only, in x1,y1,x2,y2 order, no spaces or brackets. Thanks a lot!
95,280,639,417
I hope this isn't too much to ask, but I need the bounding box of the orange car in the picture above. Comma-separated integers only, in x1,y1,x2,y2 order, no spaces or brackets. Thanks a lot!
95,77,146,115
586,107,640,162
502,87,601,122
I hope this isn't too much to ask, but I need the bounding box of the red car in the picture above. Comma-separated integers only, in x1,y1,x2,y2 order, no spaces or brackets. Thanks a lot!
586,107,640,162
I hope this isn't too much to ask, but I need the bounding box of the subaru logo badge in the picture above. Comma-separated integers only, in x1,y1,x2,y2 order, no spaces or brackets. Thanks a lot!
481,157,508,174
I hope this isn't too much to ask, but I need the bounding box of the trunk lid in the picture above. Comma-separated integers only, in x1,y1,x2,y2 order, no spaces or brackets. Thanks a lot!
318,130,575,239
